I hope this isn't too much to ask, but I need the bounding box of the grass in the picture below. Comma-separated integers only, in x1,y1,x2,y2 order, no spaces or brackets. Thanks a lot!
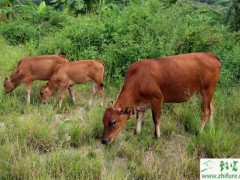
1,38,240,179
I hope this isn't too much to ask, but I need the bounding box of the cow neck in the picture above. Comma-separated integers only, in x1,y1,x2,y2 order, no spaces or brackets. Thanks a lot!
9,72,21,88
48,79,57,91
114,90,134,109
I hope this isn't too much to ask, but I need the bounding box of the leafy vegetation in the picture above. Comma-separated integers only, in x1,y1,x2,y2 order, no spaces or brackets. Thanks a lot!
226,0,240,30
0,0,240,179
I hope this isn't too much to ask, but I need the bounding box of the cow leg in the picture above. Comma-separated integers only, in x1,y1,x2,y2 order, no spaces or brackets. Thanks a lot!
151,99,163,138
92,83,97,97
96,83,104,107
59,84,68,108
200,89,214,133
92,82,104,98
135,110,145,135
88,83,96,107
24,80,32,103
97,83,104,98
209,101,215,129
68,85,76,105
90,82,104,106
93,74,104,98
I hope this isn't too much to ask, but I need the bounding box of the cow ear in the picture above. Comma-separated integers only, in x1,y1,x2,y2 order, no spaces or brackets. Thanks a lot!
107,101,114,108
6,77,11,82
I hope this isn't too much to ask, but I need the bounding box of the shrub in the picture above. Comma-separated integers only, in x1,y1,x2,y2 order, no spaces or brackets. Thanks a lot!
30,8,71,36
0,21,39,45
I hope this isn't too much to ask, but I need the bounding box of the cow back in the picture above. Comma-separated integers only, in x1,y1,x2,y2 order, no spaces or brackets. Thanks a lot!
18,55,68,80
122,53,221,103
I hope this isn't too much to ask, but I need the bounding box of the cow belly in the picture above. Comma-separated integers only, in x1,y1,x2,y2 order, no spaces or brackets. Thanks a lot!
33,73,53,80
162,86,198,103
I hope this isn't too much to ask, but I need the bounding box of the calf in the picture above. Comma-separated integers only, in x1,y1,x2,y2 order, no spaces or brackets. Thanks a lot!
101,53,221,144
40,60,105,107
4,55,68,103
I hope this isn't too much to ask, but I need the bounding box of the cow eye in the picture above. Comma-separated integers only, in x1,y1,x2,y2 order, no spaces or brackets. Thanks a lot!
109,120,117,128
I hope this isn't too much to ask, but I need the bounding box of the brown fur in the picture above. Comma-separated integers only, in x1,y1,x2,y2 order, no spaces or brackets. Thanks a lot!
40,60,105,107
102,52,221,144
4,55,68,103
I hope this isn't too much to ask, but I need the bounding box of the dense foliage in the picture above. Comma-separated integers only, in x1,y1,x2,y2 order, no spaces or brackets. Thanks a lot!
0,0,239,82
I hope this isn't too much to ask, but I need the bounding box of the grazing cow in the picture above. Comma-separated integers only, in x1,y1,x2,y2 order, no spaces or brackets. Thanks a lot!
101,53,221,144
4,55,68,103
40,60,105,107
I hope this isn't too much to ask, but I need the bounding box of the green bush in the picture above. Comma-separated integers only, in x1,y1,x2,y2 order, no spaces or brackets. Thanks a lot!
30,8,70,36
0,21,39,45
214,31,240,84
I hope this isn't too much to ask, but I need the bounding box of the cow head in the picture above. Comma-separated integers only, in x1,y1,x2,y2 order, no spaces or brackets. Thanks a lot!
101,101,133,145
3,77,14,94
40,83,53,103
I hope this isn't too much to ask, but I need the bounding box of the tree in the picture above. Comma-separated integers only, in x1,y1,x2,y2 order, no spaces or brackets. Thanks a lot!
0,0,21,20
50,0,128,15
50,0,91,15
226,0,240,30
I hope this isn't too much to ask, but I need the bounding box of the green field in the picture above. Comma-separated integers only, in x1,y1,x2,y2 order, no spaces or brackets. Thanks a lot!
1,0,240,179
1,38,240,179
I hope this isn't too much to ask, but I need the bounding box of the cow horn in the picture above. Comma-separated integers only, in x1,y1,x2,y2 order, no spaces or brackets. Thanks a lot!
108,101,113,108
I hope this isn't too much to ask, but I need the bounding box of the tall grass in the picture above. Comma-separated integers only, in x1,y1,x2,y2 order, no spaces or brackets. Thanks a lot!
1,56,239,179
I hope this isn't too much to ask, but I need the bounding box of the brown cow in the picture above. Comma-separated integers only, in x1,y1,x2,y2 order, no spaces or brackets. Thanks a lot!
101,52,221,144
40,60,105,107
4,55,68,103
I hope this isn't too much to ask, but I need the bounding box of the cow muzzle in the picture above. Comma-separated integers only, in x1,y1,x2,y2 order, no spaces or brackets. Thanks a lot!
101,137,111,145
41,98,47,104
4,91,12,95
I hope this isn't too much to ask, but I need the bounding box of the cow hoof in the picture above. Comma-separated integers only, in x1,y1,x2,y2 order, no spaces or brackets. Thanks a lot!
154,132,161,139
134,129,141,135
